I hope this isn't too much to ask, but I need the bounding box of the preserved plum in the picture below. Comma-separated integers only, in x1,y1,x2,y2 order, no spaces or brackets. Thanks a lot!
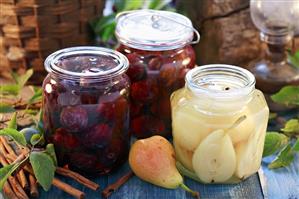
116,10,199,138
43,47,130,175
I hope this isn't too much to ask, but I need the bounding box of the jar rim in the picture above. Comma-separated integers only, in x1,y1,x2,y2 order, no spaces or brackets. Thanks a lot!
44,46,129,82
186,64,256,99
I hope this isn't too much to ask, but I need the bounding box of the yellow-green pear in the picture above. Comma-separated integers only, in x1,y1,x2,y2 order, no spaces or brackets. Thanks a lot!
129,135,199,198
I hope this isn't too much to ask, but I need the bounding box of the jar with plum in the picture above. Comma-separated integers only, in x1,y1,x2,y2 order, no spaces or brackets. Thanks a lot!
171,65,269,184
42,47,130,175
115,10,199,138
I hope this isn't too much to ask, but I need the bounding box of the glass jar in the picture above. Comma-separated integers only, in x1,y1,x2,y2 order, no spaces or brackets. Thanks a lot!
42,47,130,175
115,9,199,138
171,65,269,184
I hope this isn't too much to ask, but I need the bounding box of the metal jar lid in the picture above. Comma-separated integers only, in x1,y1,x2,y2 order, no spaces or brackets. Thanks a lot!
115,9,200,51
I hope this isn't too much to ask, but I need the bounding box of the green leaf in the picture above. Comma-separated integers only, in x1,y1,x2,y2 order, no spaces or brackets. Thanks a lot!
30,152,55,191
0,164,16,191
7,112,17,129
263,132,289,157
268,144,294,169
28,87,42,105
123,0,144,10
94,14,116,34
0,128,27,146
281,119,299,136
45,144,58,166
288,51,299,68
100,22,116,42
0,103,15,113
0,84,20,95
293,138,299,152
114,0,127,11
17,69,33,88
30,134,42,146
148,0,168,9
271,86,299,106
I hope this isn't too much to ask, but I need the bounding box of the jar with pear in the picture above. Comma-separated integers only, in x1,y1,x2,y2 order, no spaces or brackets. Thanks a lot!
171,64,269,183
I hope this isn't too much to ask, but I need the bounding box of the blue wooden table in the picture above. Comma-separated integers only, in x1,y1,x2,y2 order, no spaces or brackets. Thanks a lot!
1,153,297,199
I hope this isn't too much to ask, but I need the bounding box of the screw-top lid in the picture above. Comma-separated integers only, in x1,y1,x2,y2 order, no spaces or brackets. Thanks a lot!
45,46,129,82
115,9,200,51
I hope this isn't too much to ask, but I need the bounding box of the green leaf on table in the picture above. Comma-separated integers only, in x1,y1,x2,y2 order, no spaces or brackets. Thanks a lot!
263,132,289,157
268,144,294,169
0,164,18,191
0,128,26,146
30,152,55,191
271,86,299,106
16,69,33,88
0,84,20,95
7,112,17,129
288,51,299,68
0,103,15,113
293,138,299,152
281,119,299,136
45,144,58,166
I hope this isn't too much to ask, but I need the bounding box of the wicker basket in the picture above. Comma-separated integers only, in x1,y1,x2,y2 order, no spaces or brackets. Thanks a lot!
0,0,105,83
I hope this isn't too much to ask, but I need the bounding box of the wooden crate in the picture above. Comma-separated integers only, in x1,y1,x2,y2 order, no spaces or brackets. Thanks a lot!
0,0,105,83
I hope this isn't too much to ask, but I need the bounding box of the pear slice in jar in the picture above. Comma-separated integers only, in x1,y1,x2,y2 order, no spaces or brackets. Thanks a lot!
173,139,194,172
235,108,269,179
172,103,212,151
192,129,236,183
191,116,247,183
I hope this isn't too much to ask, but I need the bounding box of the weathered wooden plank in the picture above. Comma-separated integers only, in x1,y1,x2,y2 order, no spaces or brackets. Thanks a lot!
261,153,299,199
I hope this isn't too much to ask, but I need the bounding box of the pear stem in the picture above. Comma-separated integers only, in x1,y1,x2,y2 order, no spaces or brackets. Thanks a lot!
180,183,200,199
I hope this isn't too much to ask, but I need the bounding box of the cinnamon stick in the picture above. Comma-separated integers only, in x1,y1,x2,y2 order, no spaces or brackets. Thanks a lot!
0,153,29,199
52,178,85,199
2,181,18,199
29,174,39,198
0,138,29,190
56,167,100,191
102,171,134,198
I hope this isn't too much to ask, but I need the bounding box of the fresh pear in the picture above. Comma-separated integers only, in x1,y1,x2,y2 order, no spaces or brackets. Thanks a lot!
192,129,236,183
129,135,199,198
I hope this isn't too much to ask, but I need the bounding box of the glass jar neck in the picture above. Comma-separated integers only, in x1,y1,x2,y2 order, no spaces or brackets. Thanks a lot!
185,65,256,113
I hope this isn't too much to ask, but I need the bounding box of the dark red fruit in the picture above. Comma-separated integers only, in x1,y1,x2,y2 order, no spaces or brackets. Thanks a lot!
130,102,143,117
182,45,196,68
159,64,177,88
80,93,98,104
96,102,115,121
84,124,113,148
158,97,171,119
131,78,159,103
52,128,80,149
131,115,166,138
101,139,128,165
115,96,128,120
148,56,163,70
127,63,146,81
69,152,97,171
60,106,88,132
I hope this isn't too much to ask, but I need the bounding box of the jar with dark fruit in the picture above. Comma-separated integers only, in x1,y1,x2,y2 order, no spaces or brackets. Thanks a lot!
42,47,130,176
115,10,199,138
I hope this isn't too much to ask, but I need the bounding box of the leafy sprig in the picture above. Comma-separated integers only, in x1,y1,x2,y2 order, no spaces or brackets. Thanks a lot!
263,85,299,169
0,113,56,191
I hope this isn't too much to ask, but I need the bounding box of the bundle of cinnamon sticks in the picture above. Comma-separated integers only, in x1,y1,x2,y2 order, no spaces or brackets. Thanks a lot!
0,136,99,199
0,136,135,199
